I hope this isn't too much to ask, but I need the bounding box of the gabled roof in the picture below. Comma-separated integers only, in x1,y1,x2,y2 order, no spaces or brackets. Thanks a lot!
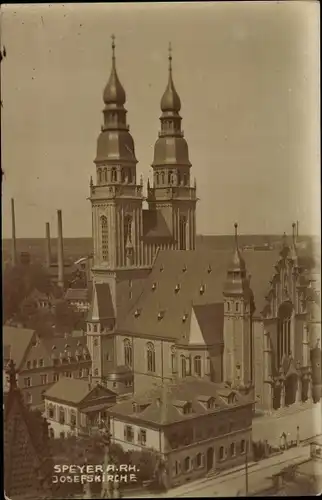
107,377,252,426
44,377,114,405
142,210,172,240
87,283,115,321
2,326,37,370
116,248,280,341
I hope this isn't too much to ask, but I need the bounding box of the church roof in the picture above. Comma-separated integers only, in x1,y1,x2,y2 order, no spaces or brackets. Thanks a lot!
41,335,91,360
107,377,253,426
142,210,172,239
3,326,37,370
87,282,115,321
116,248,280,341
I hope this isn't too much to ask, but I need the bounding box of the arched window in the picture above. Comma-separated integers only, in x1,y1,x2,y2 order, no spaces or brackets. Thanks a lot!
177,171,181,186
104,168,107,183
168,170,172,184
111,167,117,182
230,442,236,456
124,339,132,367
124,215,132,247
121,168,126,183
183,174,187,186
194,356,202,377
48,404,55,419
196,452,203,468
59,407,65,424
98,169,102,183
277,302,293,366
156,172,159,185
128,168,133,183
147,342,156,373
179,216,187,250
240,439,246,454
70,410,77,426
219,446,224,460
181,355,187,378
161,171,165,184
101,216,108,261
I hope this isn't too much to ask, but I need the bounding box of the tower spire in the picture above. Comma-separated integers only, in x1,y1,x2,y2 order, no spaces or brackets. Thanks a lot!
103,34,126,107
234,222,239,250
168,41,172,73
111,33,116,66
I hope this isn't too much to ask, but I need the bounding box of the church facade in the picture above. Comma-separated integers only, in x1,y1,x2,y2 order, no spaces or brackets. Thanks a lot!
86,39,321,413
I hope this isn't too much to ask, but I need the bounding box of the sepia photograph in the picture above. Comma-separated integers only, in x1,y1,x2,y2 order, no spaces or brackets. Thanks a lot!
1,1,321,498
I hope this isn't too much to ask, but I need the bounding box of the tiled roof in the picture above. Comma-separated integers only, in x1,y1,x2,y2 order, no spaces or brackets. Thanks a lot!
44,377,92,404
44,377,114,405
107,377,252,425
2,327,37,370
65,288,90,301
117,248,280,341
142,210,172,239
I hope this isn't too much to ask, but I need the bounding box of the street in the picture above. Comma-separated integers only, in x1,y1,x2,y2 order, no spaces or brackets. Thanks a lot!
163,445,312,497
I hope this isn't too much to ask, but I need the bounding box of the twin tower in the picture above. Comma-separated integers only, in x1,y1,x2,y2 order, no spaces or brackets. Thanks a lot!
89,37,197,282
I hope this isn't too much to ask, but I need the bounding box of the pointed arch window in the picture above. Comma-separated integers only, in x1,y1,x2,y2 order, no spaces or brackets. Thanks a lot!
128,168,133,183
179,216,187,250
161,171,165,184
124,339,132,367
101,216,109,262
147,342,156,373
168,170,172,184
98,169,102,184
156,172,160,185
178,171,181,186
183,174,188,186
104,169,108,183
124,215,132,248
121,168,126,183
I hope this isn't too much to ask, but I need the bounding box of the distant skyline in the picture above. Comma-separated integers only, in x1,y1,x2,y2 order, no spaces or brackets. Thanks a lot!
1,2,320,238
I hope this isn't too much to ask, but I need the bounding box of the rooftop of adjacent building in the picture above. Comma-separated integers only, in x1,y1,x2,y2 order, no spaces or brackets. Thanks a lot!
44,376,116,406
107,377,253,426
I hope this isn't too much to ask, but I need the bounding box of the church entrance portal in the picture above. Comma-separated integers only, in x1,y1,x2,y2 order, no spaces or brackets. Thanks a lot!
206,447,214,472
285,374,297,406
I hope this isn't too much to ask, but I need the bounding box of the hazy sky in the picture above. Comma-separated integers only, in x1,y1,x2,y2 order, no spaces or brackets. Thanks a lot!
1,1,320,238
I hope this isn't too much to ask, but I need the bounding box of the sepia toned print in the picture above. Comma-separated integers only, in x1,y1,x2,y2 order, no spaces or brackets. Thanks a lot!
1,2,321,498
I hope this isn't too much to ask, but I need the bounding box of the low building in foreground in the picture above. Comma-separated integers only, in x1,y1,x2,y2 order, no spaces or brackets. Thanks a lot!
107,377,254,488
44,376,117,438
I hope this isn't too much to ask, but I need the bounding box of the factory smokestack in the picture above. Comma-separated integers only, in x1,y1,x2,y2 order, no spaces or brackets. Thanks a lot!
45,222,51,268
11,198,17,266
57,210,64,289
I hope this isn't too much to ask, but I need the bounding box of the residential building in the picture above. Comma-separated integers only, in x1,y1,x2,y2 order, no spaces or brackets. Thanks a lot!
65,287,91,313
3,326,91,409
107,377,253,487
44,376,116,438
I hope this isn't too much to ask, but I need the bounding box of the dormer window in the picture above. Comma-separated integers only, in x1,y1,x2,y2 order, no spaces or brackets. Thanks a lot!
134,309,141,318
152,283,157,291
183,402,193,415
175,284,180,293
199,284,205,295
132,403,137,413
182,313,188,323
157,311,165,321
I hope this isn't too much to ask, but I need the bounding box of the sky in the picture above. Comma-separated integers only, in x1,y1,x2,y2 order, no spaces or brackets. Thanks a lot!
1,1,320,238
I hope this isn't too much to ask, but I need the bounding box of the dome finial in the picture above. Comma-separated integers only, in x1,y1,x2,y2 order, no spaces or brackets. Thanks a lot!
234,222,238,248
111,34,116,64
168,41,172,73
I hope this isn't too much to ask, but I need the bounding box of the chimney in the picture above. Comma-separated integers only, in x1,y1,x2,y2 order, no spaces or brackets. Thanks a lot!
45,222,52,268
57,210,64,289
11,198,17,266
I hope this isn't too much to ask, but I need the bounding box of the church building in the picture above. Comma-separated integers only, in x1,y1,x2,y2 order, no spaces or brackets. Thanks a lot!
86,38,321,413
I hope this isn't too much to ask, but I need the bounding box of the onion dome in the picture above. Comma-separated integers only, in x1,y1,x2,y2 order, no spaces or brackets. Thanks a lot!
228,223,246,272
160,42,181,113
103,35,126,107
